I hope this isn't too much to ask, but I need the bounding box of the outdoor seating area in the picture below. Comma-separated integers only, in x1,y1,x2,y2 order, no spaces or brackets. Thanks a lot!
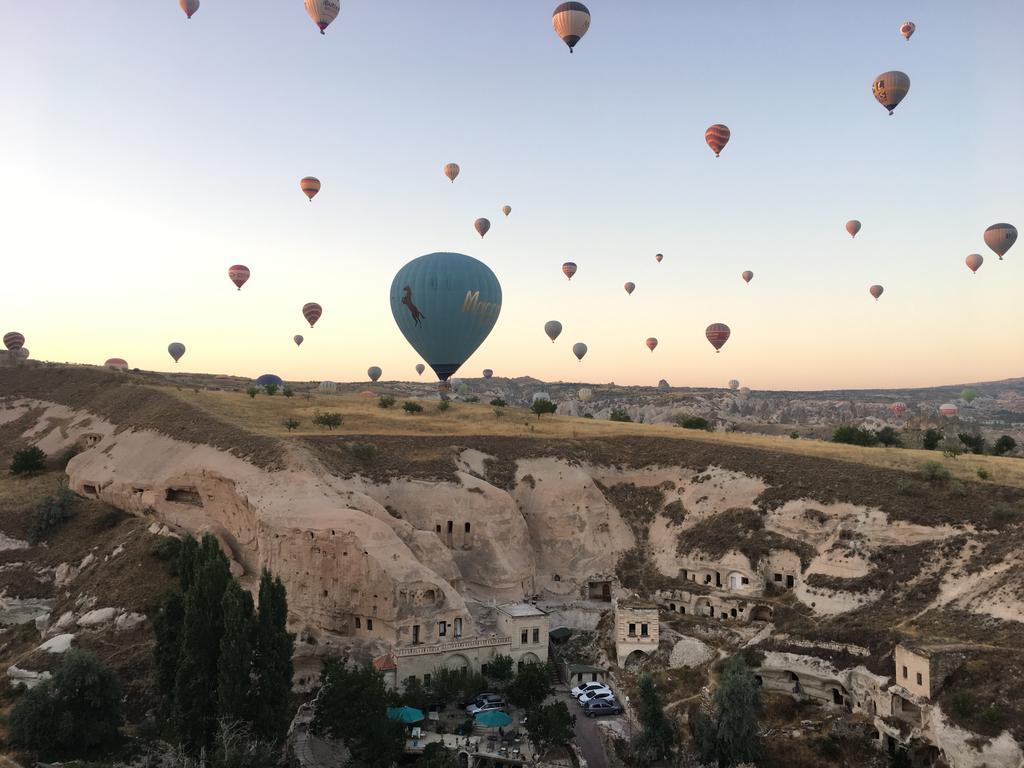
388,702,534,764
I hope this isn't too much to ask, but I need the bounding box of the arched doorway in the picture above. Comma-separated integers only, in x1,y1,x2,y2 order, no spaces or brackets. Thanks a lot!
445,653,470,672
749,605,773,622
624,650,649,668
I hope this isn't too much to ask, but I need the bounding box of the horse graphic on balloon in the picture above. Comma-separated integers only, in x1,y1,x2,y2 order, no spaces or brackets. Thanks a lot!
401,286,426,326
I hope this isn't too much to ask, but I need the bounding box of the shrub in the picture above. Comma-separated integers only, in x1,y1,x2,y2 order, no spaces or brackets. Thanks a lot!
920,461,951,483
10,446,46,475
489,398,507,407
608,407,632,422
263,383,278,396
283,418,300,431
977,468,990,481
246,387,259,399
993,435,1017,456
989,502,1023,528
96,509,125,530
790,432,800,440
531,399,557,419
943,438,963,460
958,432,986,455
675,415,712,431
437,400,451,413
29,484,77,545
378,395,396,409
582,413,594,419
832,425,878,447
922,429,942,450
464,395,479,403
312,411,343,430
875,426,902,447
150,537,182,565
282,387,294,398
403,401,423,414
350,443,378,463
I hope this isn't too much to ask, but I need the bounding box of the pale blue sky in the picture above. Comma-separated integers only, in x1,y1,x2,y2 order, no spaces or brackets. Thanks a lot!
1,1,1021,389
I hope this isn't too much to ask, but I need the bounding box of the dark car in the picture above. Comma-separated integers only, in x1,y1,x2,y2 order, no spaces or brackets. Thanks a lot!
583,698,622,718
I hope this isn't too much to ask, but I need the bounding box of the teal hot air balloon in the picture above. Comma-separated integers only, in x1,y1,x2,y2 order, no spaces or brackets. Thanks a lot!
390,252,502,382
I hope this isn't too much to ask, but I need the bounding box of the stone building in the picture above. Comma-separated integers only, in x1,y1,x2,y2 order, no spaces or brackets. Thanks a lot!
614,599,659,665
894,643,965,701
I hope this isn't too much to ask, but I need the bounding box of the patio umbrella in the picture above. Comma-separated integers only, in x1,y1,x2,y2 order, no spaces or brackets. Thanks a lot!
387,706,425,724
475,710,512,729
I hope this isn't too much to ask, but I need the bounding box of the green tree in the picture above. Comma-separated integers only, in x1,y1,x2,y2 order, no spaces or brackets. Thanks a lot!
632,675,674,765
378,395,396,409
403,401,424,414
487,654,514,683
9,650,122,756
832,425,879,447
437,399,452,413
958,432,986,455
675,415,712,431
489,398,507,407
263,383,279,396
282,387,294,398
525,701,575,759
312,411,343,429
531,399,557,419
10,446,46,475
608,407,632,423
416,742,461,768
284,418,300,431
246,387,259,399
507,662,552,709
252,570,294,743
876,426,902,447
314,661,404,768
401,676,430,712
993,435,1017,456
922,429,943,450
152,591,186,717
696,656,761,767
217,581,256,724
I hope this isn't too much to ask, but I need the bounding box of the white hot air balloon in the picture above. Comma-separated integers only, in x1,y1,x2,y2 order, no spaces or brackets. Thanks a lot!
578,388,593,402
304,0,341,35
180,0,200,19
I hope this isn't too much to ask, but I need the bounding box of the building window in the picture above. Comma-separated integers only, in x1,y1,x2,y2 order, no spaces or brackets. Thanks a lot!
640,623,649,637
628,623,636,637
577,673,583,682
774,573,782,582
447,520,453,534
742,577,749,585
521,629,528,644
902,666,908,679
367,619,373,631
454,618,462,638
532,628,540,644
464,522,471,533
439,621,447,637
916,673,923,686
355,617,361,629
412,625,420,644
435,524,441,532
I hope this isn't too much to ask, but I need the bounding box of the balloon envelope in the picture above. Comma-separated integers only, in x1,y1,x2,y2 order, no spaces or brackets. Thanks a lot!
705,124,731,157
728,379,739,390
367,366,382,382
228,265,250,290
938,403,958,418
624,282,635,295
872,71,910,115
965,253,983,274
168,342,186,363
304,0,340,34
961,388,978,403
256,374,283,388
502,205,511,217
900,21,915,40
389,252,502,381
741,271,753,284
890,402,907,417
869,285,884,301
984,223,1017,260
300,176,321,201
562,262,577,280
846,220,862,238
482,369,493,379
544,321,562,342
294,335,304,347
444,163,460,183
105,358,129,370
572,342,588,361
578,388,593,402
655,253,663,263
705,324,730,352
3,332,25,351
552,2,591,52
180,0,199,19
475,218,491,238
415,363,425,376
303,303,323,328
645,337,658,352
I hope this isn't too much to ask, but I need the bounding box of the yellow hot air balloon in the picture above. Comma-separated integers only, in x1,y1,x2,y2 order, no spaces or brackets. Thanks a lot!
444,163,460,183
304,0,340,35
552,2,591,53
872,71,910,115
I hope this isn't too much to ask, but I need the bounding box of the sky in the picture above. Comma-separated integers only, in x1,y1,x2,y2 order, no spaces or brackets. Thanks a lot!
1,1,1022,390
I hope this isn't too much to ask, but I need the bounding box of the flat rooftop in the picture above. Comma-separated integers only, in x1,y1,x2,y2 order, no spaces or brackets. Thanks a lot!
496,602,547,618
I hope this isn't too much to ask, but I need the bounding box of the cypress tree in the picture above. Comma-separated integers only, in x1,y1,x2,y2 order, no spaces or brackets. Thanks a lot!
252,569,294,742
217,580,256,724
177,534,199,592
632,674,675,764
152,591,185,716
697,655,762,767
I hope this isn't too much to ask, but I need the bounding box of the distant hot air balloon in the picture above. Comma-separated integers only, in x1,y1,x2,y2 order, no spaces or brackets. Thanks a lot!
475,218,491,238
502,205,511,217
180,0,199,19
705,124,731,157
294,335,304,347
303,302,323,328
900,21,916,40
739,386,751,396
3,332,25,351
544,321,563,342
562,262,577,280
869,284,884,301
457,382,470,395
105,358,129,370
415,363,425,376
846,220,862,238
645,337,658,352
482,368,493,379
389,252,501,382
552,2,590,53
319,380,337,392
655,253,663,263
624,282,635,295
961,388,978,404
367,366,382,382
741,271,753,284
965,253,984,274
168,342,186,363
938,403,958,418
728,379,739,390
984,223,1017,261
705,323,730,353
572,342,588,361
578,388,593,402
872,71,910,115
256,374,283,388
444,163,460,183
300,176,321,201
228,265,250,291
889,402,907,417
304,0,340,34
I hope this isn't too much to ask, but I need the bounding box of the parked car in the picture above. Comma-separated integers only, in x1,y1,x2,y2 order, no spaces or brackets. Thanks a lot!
578,688,616,706
571,682,610,700
583,698,622,718
465,696,507,716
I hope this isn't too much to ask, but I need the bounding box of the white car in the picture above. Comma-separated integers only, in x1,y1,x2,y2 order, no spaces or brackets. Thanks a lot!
578,689,616,707
572,682,610,700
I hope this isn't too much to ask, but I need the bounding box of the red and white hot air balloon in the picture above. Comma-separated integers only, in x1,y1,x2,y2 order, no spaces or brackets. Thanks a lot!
965,253,984,274
705,323,730,353
645,337,658,352
869,285,884,301
741,270,753,284
889,402,907,417
180,0,199,19
444,163,460,183
303,302,323,328
228,265,250,291
705,124,731,157
304,0,340,34
938,403,959,418
300,177,321,201
655,253,663,263
475,218,491,238
3,332,25,351
105,358,129,370
900,21,916,40
562,262,577,280
846,220,862,238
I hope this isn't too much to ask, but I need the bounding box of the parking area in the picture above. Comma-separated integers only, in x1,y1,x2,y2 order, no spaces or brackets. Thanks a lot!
559,683,627,768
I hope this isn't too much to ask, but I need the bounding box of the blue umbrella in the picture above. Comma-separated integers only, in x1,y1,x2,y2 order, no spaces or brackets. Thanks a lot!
386,706,425,724
475,710,512,728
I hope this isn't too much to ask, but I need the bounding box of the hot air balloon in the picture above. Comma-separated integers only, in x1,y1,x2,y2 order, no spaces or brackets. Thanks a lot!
105,358,129,370
389,252,501,382
889,402,907,417
415,363,425,376
168,342,186,363
444,163,460,183
655,253,663,263
741,271,753,284
552,2,590,53
965,253,984,274
645,337,658,352
475,218,491,238
624,282,635,295
256,374,283,388
728,379,739,390
705,124,731,157
869,285,884,301
502,205,511,217
304,0,340,34
739,387,751,396
319,380,337,392
572,342,588,361
900,21,915,40
482,369,493,379
544,321,562,342
294,335,304,347
303,303,323,328
705,324,730,353
562,262,577,280
367,366,382,382
180,0,199,19
846,220,861,238
984,223,1017,261
872,71,910,115
300,177,321,201
3,332,25,351
961,388,978,404
578,388,593,402
938,403,958,418
228,265,250,291
14,348,28,361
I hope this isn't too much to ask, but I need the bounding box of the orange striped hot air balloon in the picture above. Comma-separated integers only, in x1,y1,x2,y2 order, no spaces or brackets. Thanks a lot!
741,271,753,284
475,218,491,238
705,323,730,353
303,302,323,328
705,124,731,157
562,262,577,280
872,71,910,115
984,223,1017,260
228,265,250,291
965,254,984,274
502,205,511,217
645,337,658,352
655,253,663,263
300,177,321,201
624,282,635,295
3,332,25,351
304,0,340,34
869,285,884,301
105,358,129,370
846,220,862,238
444,163,460,183
180,0,199,19
552,2,591,53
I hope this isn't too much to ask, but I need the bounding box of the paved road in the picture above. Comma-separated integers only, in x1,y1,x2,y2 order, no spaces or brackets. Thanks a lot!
559,691,613,768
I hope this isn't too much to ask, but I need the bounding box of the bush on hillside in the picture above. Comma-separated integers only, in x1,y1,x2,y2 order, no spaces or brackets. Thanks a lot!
10,446,46,476
922,429,943,450
378,395,395,409
958,432,986,455
608,408,632,423
531,399,557,419
246,387,259,399
284,418,300,431
920,461,951,483
993,435,1017,456
312,411,343,430
437,400,451,413
29,483,77,545
403,401,423,415
282,387,294,398
263,383,278,396
675,415,712,431
350,443,378,462
489,398,507,407
832,425,878,447
875,426,902,447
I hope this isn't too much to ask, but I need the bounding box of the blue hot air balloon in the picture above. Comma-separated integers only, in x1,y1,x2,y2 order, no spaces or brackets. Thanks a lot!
256,374,284,388
389,252,502,382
